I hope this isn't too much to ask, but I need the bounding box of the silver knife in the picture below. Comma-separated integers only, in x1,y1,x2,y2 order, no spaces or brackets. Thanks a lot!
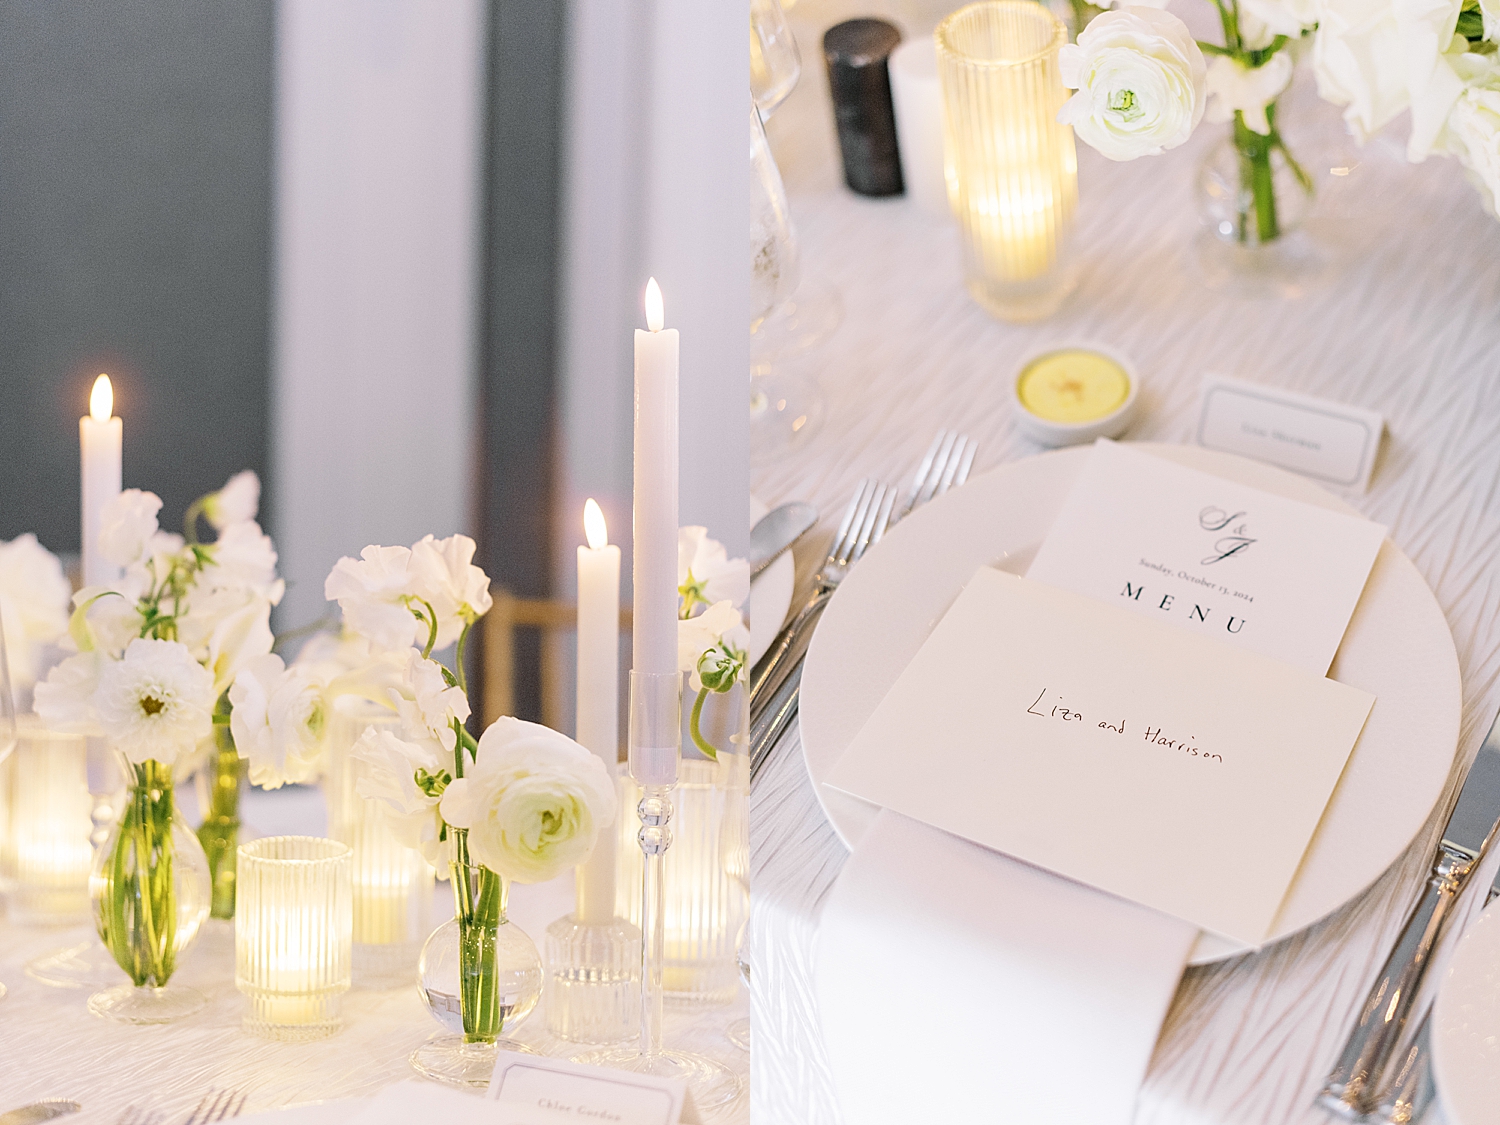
1317,712,1500,1119
0,1102,82,1125
1372,840,1500,1124
751,502,818,578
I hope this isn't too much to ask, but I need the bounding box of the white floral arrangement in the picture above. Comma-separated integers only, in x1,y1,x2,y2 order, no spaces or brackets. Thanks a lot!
35,471,283,771
305,534,617,885
1058,0,1500,222
676,526,750,760
0,533,72,702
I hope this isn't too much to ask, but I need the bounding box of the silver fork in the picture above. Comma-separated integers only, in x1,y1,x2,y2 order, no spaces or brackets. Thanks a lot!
749,431,977,779
116,1111,164,1125
180,1090,247,1125
748,478,895,776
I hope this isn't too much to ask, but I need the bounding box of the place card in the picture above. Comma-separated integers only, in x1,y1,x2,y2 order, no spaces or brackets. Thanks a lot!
825,568,1374,945
1027,439,1386,675
1195,374,1384,491
486,1051,701,1125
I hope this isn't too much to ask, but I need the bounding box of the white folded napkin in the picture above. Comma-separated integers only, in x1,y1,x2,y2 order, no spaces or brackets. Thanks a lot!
815,811,1197,1125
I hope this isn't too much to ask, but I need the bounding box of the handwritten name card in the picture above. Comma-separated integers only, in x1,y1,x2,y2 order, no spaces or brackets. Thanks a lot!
826,567,1373,944
487,1051,701,1125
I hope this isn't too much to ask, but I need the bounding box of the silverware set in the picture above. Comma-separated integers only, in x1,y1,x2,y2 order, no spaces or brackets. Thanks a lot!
115,1089,247,1125
1318,712,1500,1123
749,429,978,781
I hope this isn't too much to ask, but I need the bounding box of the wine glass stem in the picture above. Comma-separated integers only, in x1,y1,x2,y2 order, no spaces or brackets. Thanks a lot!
638,786,673,1057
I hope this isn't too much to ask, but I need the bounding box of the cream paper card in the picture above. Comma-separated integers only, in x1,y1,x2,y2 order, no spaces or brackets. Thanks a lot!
486,1051,700,1125
1027,439,1386,675
825,568,1374,944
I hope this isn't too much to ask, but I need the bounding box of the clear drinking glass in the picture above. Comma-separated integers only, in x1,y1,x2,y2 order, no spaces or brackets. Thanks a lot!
937,1,1079,322
751,0,801,118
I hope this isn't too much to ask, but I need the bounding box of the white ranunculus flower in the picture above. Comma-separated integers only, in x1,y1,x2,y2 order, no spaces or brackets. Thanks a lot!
1442,56,1500,213
203,470,260,530
202,521,283,602
678,527,750,613
1205,52,1295,134
97,490,163,568
33,650,105,734
230,653,330,789
408,534,493,649
678,599,749,690
351,726,449,861
325,545,419,651
0,533,72,688
93,637,216,765
1058,6,1207,161
439,717,616,884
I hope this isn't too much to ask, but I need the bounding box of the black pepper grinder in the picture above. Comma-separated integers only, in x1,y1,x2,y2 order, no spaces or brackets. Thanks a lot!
822,18,905,197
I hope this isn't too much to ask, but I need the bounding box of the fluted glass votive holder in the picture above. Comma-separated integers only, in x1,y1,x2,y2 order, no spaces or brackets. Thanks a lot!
235,836,352,1041
937,1,1079,322
1,719,93,925
325,698,433,988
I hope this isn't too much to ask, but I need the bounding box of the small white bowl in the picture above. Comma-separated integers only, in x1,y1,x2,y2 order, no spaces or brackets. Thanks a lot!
1010,343,1140,447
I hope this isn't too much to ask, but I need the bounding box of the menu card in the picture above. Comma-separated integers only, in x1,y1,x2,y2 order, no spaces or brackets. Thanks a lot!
826,567,1374,944
1027,440,1386,674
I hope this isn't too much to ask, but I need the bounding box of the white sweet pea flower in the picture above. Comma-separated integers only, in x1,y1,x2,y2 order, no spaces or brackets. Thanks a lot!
438,717,615,884
97,490,163,568
1059,6,1207,161
408,534,493,649
1238,0,1318,44
0,533,71,689
1482,0,1500,39
678,527,750,615
398,650,471,752
1441,54,1500,213
93,637,217,766
201,521,283,602
1205,53,1295,134
324,545,418,651
1313,0,1465,158
33,650,105,734
203,470,260,530
202,590,276,697
229,653,330,789
351,726,450,861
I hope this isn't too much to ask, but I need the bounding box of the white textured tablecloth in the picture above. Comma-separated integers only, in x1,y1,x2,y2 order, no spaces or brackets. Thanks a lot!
750,3,1500,1122
0,785,748,1122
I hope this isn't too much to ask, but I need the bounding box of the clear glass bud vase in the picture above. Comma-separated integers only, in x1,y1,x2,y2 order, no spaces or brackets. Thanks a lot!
411,847,542,1087
196,721,246,919
88,753,212,1023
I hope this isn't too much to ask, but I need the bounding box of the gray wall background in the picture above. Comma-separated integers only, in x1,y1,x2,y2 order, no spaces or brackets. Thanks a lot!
0,0,275,548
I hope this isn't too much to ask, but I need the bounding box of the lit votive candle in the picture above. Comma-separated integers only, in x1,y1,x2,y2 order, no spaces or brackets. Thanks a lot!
1,719,93,925
1011,346,1138,447
235,836,352,1041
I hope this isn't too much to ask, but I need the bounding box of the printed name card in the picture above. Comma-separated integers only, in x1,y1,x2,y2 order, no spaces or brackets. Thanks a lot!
825,568,1374,944
1027,439,1386,675
1196,374,1384,491
486,1051,701,1125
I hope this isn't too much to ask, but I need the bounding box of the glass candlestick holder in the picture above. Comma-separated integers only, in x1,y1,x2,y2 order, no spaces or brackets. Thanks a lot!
575,672,740,1111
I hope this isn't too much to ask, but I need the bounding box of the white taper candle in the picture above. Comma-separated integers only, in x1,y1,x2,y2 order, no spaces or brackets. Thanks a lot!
576,498,621,924
79,374,122,589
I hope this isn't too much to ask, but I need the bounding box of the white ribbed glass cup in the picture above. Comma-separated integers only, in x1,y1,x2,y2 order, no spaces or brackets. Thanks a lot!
937,1,1079,322
235,836,352,1040
1,719,92,925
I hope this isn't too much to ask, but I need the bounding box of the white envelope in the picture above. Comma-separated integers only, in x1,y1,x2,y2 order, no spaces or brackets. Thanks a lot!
825,567,1374,945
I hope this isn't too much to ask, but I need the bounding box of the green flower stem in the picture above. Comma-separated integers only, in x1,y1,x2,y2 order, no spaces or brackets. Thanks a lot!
99,759,180,987
449,828,509,1044
689,687,721,761
1234,111,1279,244
198,720,245,919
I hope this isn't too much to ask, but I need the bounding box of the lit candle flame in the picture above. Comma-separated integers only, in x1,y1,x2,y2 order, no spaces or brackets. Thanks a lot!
90,374,113,422
644,277,664,332
584,498,608,549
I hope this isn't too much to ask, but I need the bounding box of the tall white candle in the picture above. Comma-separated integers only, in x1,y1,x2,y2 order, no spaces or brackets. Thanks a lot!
631,278,679,785
79,374,122,588
576,498,621,924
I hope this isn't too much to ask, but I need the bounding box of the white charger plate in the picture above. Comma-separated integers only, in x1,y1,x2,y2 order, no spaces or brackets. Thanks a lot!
1433,898,1500,1125
800,443,1460,964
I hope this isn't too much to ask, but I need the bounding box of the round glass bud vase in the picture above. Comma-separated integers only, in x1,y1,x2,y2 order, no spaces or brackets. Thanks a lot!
88,754,212,1024
411,863,542,1087
1194,99,1323,298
